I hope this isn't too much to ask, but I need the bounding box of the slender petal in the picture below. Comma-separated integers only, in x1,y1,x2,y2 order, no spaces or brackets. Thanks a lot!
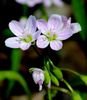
36,19,48,35
19,41,31,50
24,15,36,34
48,14,63,33
71,23,81,34
9,20,24,37
5,37,20,48
36,35,49,48
50,40,63,51
32,30,41,41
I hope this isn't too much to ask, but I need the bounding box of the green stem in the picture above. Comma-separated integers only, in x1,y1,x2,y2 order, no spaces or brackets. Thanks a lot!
63,79,74,93
51,86,71,95
61,68,80,76
48,89,52,100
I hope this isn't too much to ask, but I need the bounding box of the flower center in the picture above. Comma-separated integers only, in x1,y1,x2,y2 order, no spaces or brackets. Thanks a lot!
48,33,57,41
20,35,33,43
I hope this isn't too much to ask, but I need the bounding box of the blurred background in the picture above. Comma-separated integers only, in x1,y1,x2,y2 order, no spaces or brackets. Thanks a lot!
0,0,87,100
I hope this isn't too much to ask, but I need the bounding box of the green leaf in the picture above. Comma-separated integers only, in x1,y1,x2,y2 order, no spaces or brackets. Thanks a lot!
80,75,87,85
53,67,63,80
44,70,51,85
6,49,22,97
50,73,59,86
71,91,82,100
0,71,31,97
71,0,87,40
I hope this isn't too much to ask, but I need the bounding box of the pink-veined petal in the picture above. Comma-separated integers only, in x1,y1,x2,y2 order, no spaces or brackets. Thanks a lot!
36,35,49,48
50,40,63,51
19,42,31,50
5,37,20,48
58,28,72,40
24,15,36,34
57,17,72,40
9,20,24,37
32,30,41,41
48,14,63,33
36,19,48,35
71,23,81,34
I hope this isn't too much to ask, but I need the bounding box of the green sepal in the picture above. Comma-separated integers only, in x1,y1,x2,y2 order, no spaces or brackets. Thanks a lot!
44,70,51,85
53,67,63,80
50,73,59,86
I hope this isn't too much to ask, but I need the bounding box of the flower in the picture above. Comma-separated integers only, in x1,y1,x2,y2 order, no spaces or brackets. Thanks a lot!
36,14,81,51
15,0,42,7
32,68,44,91
19,17,27,27
15,0,64,7
43,0,64,7
5,15,41,50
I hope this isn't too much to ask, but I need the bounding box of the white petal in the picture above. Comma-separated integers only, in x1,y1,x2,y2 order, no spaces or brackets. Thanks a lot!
9,20,24,37
48,14,63,33
32,30,41,41
39,85,42,91
36,19,48,35
24,15,36,34
19,17,27,27
36,35,49,48
5,37,20,48
71,23,81,34
57,18,72,40
19,42,31,50
50,40,63,51
43,0,52,7
53,0,64,7
15,0,26,4
58,28,72,40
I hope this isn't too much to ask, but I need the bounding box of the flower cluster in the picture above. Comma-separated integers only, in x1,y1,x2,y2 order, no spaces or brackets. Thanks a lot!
5,14,81,51
15,0,64,7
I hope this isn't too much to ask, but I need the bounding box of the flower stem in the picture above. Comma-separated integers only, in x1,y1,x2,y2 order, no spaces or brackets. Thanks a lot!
60,68,80,76
51,86,71,95
63,79,74,93
48,89,52,100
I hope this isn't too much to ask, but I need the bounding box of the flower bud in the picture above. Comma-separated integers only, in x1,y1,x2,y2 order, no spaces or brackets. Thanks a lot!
32,68,44,91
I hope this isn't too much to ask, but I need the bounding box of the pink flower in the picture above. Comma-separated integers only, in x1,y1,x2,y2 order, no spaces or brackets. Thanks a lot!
36,14,81,51
5,15,41,50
